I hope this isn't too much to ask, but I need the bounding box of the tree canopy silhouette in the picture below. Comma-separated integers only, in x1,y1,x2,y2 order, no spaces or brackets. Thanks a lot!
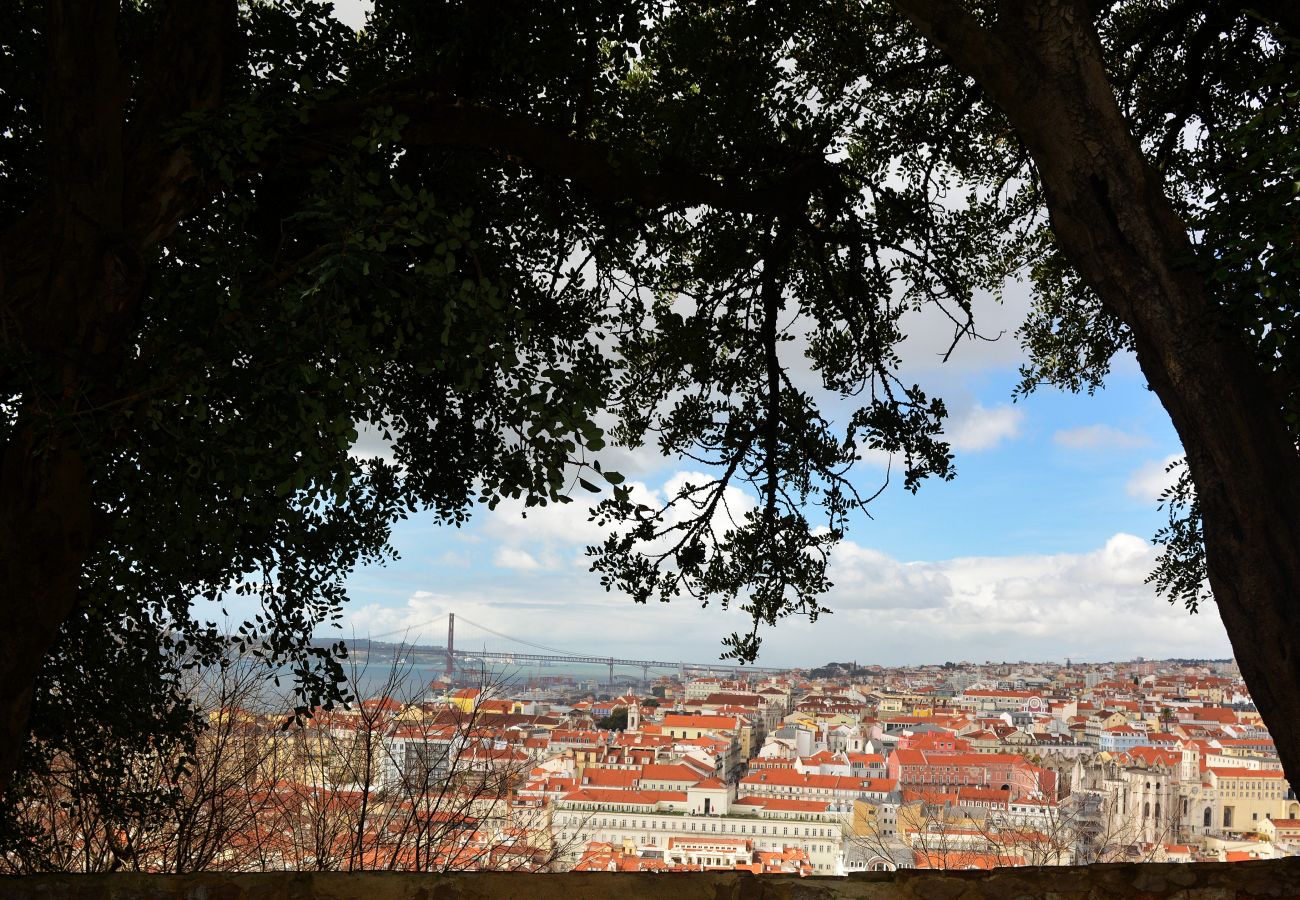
2,0,1299,806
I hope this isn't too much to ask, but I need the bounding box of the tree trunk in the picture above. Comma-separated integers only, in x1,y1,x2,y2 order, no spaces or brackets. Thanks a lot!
0,435,93,795
0,0,130,796
897,0,1300,785
0,0,231,795
0,214,146,795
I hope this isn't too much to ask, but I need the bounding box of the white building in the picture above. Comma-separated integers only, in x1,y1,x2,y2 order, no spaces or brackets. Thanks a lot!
552,785,851,874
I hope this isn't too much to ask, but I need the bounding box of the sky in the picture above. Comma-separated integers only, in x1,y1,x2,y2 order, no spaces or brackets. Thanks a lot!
316,0,1233,668
334,279,1231,668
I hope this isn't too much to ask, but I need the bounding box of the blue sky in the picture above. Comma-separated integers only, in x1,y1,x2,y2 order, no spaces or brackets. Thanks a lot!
321,0,1232,668
857,369,1174,560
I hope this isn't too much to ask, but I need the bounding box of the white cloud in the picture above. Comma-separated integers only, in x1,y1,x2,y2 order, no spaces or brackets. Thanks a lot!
855,448,894,469
341,590,448,643
1054,424,1151,450
809,532,1227,664
1126,453,1183,501
337,531,1230,668
349,422,396,465
482,494,608,548
480,470,758,576
894,281,1035,376
493,547,547,571
827,544,951,610
946,403,1024,451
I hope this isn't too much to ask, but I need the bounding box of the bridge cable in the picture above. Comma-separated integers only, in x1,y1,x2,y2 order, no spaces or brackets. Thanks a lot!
359,614,450,643
453,614,588,658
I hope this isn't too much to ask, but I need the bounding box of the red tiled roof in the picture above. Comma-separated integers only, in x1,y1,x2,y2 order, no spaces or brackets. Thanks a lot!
1207,767,1285,779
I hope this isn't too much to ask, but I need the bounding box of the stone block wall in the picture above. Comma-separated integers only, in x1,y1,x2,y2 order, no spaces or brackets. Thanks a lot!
3,860,1300,900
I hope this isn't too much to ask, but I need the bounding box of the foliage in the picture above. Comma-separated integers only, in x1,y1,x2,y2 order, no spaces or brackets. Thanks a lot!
1146,460,1210,613
1,645,564,873
596,708,629,731
808,661,869,680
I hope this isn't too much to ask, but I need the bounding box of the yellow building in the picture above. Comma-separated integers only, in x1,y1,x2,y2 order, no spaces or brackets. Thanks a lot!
1207,767,1299,834
876,695,905,714
448,687,482,714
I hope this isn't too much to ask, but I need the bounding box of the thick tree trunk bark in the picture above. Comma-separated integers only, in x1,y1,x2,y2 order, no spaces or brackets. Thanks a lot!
0,0,131,796
897,0,1300,785
0,434,94,795
0,0,233,795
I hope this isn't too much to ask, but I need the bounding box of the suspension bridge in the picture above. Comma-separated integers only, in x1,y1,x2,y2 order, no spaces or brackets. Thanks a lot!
354,612,789,687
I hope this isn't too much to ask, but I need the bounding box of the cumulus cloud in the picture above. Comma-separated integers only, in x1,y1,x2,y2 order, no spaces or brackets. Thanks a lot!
894,282,1034,375
492,547,547,571
1053,424,1151,450
1126,453,1183,501
482,493,608,548
812,532,1228,664
854,448,895,469
827,544,951,610
946,403,1024,451
342,590,449,643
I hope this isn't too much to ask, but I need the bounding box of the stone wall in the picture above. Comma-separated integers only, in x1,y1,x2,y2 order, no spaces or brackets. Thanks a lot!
4,860,1300,900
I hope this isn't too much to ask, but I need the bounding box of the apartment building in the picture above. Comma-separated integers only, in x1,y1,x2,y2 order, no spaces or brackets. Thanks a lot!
551,785,851,874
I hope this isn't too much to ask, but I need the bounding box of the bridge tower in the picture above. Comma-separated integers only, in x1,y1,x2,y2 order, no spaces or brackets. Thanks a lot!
445,613,455,683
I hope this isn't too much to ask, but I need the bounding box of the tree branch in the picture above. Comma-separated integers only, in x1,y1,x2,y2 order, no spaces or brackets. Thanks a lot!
888,0,1027,105
760,222,793,522
281,92,842,219
1244,0,1300,41
125,0,238,246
